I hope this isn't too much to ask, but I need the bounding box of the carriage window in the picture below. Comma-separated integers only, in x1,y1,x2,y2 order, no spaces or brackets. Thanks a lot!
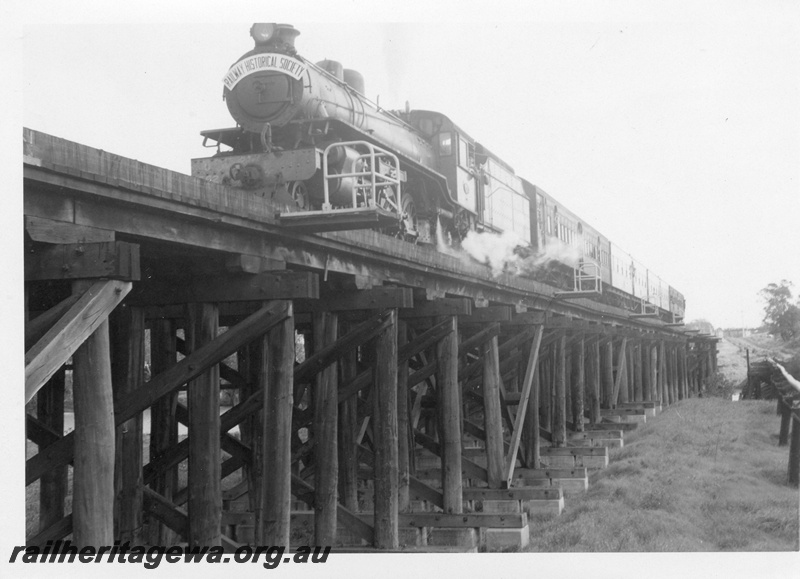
438,132,453,156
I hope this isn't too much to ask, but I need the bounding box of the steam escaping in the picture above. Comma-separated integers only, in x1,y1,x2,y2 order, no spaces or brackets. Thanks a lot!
435,217,461,257
459,229,582,277
461,229,526,276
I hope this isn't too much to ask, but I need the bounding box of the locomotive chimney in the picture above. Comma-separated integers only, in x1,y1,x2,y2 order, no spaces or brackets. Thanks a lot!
250,23,300,49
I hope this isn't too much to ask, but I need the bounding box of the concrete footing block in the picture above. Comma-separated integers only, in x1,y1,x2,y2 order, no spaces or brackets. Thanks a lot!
484,525,530,551
399,526,427,547
577,453,609,469
523,496,564,516
516,477,551,487
481,499,523,514
517,474,588,496
540,455,577,468
595,437,624,448
427,527,478,548
555,478,588,495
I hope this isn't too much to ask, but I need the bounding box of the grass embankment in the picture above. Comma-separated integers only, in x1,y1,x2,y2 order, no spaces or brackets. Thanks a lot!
526,398,799,552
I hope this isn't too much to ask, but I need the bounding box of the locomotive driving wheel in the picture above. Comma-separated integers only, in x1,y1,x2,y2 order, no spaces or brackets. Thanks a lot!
288,180,309,210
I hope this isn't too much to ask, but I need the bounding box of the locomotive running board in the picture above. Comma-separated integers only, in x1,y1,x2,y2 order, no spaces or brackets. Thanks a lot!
629,298,660,319
553,290,602,300
277,206,398,233
554,262,602,299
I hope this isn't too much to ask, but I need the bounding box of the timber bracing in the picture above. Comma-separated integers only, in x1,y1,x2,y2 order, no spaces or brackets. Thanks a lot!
23,128,719,550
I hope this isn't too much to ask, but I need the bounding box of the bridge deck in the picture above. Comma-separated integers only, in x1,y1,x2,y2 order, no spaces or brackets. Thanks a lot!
22,128,718,551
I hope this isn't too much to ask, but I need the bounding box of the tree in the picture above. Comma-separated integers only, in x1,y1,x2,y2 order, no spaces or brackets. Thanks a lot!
686,318,715,334
759,280,800,341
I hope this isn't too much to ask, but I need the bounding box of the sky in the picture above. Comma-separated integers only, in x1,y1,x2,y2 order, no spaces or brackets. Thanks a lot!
10,2,800,331
3,1,800,576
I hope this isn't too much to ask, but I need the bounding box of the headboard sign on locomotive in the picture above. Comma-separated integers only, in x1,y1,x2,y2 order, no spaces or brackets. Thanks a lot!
192,23,684,323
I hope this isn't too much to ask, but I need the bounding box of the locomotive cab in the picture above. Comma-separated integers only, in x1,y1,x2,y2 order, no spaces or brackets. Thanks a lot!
191,23,686,320
193,23,460,238
404,110,531,245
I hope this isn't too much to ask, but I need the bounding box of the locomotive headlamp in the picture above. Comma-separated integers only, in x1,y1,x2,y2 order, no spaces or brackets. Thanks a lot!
251,23,276,44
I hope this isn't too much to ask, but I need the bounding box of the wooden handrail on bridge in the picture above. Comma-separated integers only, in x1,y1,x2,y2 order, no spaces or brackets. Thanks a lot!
769,357,800,395
766,358,800,486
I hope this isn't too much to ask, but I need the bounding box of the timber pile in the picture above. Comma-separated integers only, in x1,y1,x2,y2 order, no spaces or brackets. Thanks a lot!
23,128,720,553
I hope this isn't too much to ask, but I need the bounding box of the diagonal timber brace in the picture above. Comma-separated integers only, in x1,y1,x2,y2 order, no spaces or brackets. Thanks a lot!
504,325,544,487
26,515,73,547
219,309,393,432
414,430,488,482
459,322,501,356
140,310,394,489
336,318,451,404
142,486,241,551
115,301,292,424
291,475,374,544
358,444,444,509
25,279,131,403
26,301,291,485
611,337,629,405
25,293,82,352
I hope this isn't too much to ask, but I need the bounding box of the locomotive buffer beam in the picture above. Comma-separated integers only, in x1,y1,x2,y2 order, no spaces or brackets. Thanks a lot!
278,206,398,233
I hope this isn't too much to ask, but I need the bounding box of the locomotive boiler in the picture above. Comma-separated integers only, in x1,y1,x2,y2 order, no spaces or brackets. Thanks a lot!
192,23,474,242
193,23,685,323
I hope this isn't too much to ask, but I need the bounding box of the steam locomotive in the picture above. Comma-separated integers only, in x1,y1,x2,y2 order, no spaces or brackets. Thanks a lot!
192,23,685,321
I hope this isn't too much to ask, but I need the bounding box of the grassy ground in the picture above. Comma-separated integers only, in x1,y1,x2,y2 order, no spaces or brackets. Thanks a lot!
727,333,800,362
526,398,799,552
26,393,799,552
715,333,800,396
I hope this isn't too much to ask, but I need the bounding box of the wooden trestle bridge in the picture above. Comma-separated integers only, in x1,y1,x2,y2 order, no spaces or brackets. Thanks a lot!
23,128,719,551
